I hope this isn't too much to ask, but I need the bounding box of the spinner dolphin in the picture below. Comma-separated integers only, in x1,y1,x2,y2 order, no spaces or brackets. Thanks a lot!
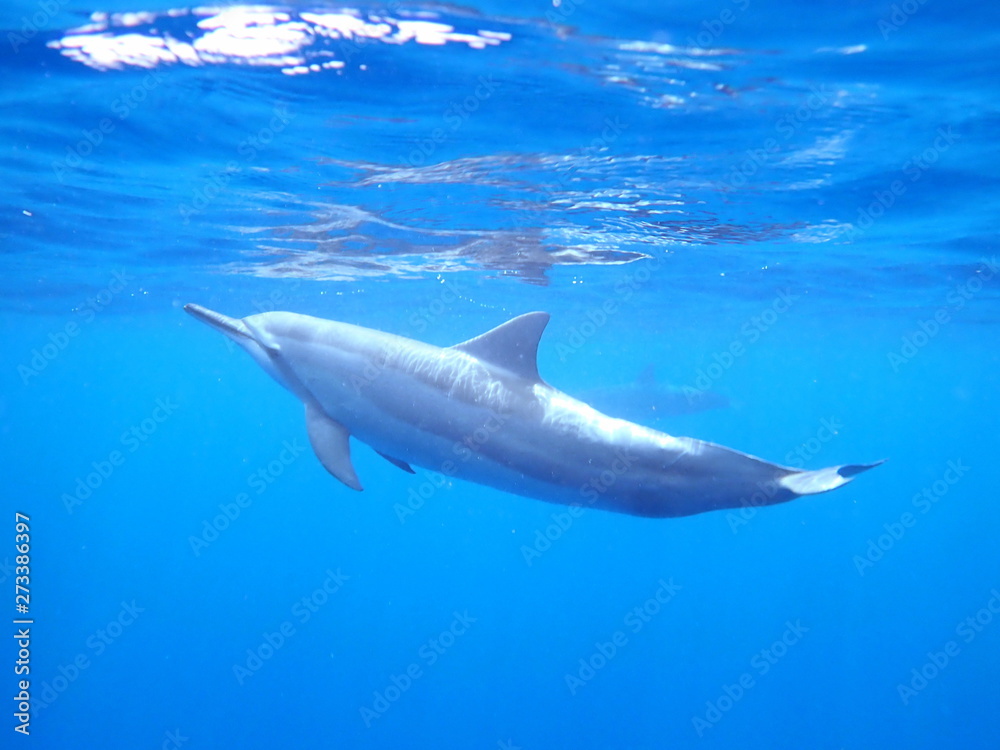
185,305,880,518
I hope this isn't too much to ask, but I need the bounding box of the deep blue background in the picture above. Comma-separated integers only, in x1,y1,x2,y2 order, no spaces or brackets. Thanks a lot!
2,0,999,748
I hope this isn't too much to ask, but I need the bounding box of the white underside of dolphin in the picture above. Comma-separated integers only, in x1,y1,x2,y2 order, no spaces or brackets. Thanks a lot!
184,304,881,519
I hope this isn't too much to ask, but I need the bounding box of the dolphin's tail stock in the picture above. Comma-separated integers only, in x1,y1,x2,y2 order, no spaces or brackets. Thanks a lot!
184,304,253,344
779,460,885,497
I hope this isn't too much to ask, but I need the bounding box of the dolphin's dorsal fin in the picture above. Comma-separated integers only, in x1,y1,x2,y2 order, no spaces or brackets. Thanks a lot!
450,312,550,382
305,402,363,491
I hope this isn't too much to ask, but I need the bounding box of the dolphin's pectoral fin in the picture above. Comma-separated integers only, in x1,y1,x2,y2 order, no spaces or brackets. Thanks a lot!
376,451,415,474
305,403,363,491
450,312,550,383
780,459,885,496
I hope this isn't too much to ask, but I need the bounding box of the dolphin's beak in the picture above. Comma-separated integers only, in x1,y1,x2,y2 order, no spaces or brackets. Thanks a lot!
184,303,253,343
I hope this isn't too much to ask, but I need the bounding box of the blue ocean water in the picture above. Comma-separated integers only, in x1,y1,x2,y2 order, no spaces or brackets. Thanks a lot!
3,0,999,747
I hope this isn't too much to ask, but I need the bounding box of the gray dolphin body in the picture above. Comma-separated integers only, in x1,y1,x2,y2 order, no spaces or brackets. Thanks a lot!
185,305,880,518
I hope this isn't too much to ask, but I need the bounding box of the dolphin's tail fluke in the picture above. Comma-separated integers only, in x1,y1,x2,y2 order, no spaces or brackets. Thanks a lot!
780,460,885,496
184,304,253,343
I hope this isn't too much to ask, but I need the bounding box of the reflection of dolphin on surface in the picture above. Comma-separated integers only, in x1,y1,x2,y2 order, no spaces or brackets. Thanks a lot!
579,365,728,423
185,305,881,519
